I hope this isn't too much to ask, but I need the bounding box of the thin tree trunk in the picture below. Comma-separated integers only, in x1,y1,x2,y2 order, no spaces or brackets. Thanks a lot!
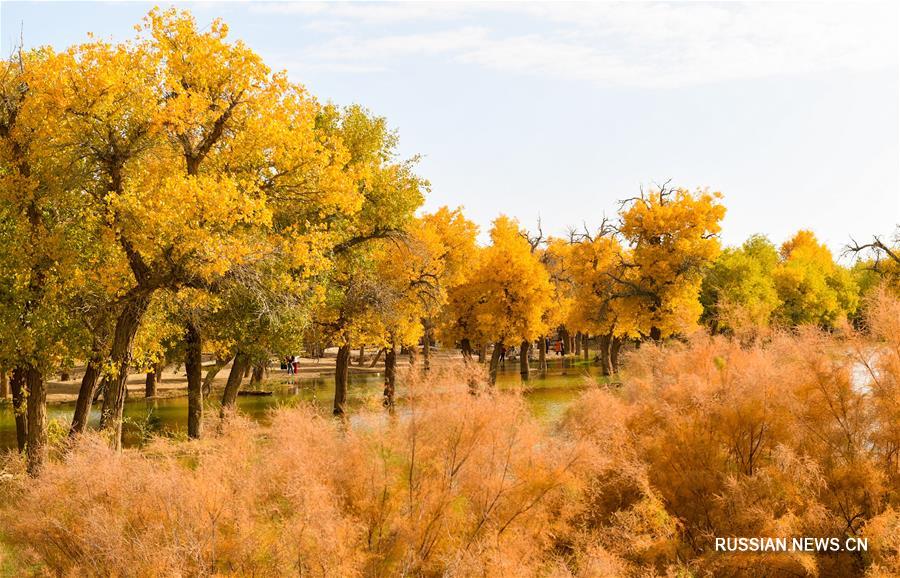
93,373,108,404
70,358,101,437
220,352,249,415
519,340,530,381
422,318,433,371
357,345,366,366
583,334,590,361
99,289,153,451
538,335,547,372
333,343,352,416
145,370,157,398
460,338,473,361
368,348,385,368
0,367,8,399
185,321,203,440
488,341,503,385
477,343,486,364
243,365,251,379
25,365,47,476
383,344,397,410
202,356,231,396
575,332,582,356
10,367,27,452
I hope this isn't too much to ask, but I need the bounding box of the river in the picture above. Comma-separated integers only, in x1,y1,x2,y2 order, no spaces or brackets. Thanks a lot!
0,359,605,450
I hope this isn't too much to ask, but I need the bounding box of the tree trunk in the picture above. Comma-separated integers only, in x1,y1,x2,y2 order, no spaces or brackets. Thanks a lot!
249,363,265,384
560,328,570,355
99,289,153,450
488,341,503,385
383,344,397,410
70,358,101,437
598,333,612,376
460,338,473,361
611,337,623,374
333,343,352,416
369,347,385,368
357,345,365,366
477,343,486,364
575,332,582,356
202,356,231,396
538,335,547,372
649,326,662,342
25,365,47,476
519,340,530,381
583,334,590,361
92,375,107,404
145,370,157,398
184,321,203,440
0,367,8,399
422,319,433,371
220,352,249,415
60,370,71,382
10,368,27,452
243,365,251,379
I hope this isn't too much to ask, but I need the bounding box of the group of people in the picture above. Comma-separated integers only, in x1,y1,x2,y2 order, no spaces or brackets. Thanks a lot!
282,355,301,375
495,337,568,362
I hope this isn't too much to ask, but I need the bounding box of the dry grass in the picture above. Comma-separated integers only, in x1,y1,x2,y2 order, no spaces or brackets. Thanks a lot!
2,290,899,577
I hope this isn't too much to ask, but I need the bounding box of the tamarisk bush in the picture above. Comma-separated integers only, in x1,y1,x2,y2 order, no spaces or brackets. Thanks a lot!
2,290,899,577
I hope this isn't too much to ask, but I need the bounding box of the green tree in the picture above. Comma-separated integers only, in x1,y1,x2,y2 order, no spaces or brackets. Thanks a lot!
700,234,781,334
312,105,427,416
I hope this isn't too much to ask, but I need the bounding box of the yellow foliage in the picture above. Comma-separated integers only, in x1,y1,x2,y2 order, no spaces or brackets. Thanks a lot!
773,229,859,327
614,187,725,338
443,216,554,347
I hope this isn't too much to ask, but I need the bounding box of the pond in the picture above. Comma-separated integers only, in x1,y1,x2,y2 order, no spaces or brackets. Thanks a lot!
0,359,606,450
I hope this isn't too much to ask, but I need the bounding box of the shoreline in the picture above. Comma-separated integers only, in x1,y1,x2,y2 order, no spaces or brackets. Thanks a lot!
5,349,459,406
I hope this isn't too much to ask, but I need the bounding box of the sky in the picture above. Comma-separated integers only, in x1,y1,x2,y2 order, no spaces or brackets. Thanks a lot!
2,1,898,254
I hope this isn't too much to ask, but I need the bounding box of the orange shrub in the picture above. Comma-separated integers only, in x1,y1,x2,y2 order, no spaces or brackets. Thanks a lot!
2,290,900,577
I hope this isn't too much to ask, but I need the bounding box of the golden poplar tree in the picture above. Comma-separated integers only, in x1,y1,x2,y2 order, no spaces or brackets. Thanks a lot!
443,216,554,383
613,185,726,339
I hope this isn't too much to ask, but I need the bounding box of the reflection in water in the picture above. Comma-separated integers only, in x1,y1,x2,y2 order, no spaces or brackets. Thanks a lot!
0,360,604,450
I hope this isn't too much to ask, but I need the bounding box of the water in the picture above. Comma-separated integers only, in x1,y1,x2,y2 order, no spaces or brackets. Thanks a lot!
0,359,604,450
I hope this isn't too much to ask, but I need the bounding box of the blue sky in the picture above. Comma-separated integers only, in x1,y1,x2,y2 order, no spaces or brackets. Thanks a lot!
2,1,898,253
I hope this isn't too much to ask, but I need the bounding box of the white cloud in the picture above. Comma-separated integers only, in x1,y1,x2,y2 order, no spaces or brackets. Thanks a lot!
249,1,470,23
269,1,898,88
308,26,489,59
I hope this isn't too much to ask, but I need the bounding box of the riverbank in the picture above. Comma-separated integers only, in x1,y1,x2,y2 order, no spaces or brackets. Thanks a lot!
14,347,578,406
24,348,443,405
0,353,602,451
